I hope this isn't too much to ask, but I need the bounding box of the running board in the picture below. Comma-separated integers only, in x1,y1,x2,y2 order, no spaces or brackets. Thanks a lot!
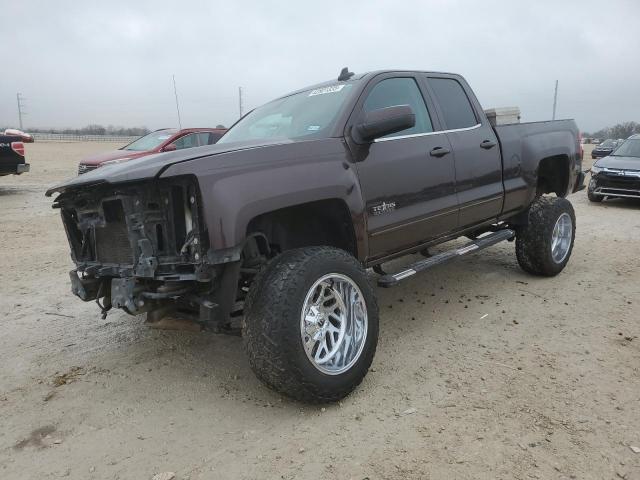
377,229,515,288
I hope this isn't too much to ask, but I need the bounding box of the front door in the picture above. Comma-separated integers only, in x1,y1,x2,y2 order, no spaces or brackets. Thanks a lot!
352,75,458,259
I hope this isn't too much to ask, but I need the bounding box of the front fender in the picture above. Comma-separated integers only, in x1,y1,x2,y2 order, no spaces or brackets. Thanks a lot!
160,138,367,260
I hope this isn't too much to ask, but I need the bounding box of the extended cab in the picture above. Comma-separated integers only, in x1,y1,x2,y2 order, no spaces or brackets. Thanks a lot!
47,69,584,402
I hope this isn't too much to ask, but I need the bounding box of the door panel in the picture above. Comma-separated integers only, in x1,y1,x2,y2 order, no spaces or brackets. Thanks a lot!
356,133,457,256
349,76,457,258
447,125,503,225
426,76,503,226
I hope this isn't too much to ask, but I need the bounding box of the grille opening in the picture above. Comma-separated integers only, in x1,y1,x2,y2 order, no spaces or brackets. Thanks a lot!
96,199,132,265
171,186,187,253
103,200,125,223
156,224,165,252
147,202,160,210
62,208,93,260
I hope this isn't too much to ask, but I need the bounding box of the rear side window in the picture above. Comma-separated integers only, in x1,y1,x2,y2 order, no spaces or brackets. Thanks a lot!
210,133,223,144
363,77,433,137
429,78,477,130
196,132,212,145
173,133,199,150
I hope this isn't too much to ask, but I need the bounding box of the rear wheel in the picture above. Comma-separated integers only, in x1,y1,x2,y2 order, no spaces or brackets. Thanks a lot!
243,247,379,403
515,196,576,276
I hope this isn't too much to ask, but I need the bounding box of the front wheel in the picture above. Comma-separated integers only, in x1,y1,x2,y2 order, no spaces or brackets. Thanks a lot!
243,247,379,403
515,196,576,276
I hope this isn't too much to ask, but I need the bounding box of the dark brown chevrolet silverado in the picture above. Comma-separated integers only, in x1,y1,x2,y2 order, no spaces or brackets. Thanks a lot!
46,69,585,402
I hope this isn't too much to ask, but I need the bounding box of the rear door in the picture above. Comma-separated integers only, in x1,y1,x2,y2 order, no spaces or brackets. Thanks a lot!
350,74,458,258
425,75,503,226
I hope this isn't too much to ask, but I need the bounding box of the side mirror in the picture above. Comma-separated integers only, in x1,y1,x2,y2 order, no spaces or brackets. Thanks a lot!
163,143,177,152
355,105,415,142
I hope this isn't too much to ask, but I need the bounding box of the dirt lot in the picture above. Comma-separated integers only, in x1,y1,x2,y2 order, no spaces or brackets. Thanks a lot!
1,142,639,480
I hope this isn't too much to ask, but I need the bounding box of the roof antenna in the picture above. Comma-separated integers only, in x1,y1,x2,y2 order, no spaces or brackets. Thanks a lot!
338,67,354,81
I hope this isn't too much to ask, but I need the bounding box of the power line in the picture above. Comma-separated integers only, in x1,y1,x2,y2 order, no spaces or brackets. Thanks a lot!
16,93,27,129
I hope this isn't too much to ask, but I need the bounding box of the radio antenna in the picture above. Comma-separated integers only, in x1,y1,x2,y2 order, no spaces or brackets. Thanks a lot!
173,74,183,129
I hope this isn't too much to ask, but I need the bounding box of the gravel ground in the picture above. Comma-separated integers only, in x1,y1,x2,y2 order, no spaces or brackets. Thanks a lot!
0,142,639,480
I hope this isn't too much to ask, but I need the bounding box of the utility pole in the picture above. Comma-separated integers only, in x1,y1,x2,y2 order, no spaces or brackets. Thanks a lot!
552,80,558,121
238,87,244,118
16,93,26,129
172,75,182,129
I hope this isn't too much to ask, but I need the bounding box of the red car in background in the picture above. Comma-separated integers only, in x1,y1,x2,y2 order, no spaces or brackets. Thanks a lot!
77,127,227,174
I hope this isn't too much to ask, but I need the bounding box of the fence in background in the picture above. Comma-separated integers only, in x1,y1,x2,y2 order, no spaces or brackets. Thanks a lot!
32,133,138,143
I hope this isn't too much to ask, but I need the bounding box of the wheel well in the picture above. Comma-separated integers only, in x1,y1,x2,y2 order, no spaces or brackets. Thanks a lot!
246,199,357,258
537,155,569,197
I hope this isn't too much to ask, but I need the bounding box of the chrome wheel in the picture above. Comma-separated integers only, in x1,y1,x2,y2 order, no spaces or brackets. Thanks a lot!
551,212,572,263
300,273,368,375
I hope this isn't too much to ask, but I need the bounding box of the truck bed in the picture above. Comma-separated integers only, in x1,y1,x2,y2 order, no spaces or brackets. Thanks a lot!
494,119,583,216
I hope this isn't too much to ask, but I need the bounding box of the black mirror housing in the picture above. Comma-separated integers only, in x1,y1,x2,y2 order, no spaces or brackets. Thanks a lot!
355,105,416,142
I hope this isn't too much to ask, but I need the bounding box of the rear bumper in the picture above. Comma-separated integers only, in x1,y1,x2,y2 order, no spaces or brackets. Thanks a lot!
0,163,29,175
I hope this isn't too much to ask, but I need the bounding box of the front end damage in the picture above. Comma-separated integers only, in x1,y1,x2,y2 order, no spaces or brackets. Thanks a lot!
52,176,242,331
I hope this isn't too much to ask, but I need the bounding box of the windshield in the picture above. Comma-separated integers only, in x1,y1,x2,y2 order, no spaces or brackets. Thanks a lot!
611,139,640,158
598,139,615,148
218,83,355,144
124,130,176,151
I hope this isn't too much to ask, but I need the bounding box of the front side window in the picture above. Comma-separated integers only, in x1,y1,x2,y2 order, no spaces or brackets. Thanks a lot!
429,78,478,130
218,83,355,144
173,133,199,150
124,130,177,151
363,77,433,137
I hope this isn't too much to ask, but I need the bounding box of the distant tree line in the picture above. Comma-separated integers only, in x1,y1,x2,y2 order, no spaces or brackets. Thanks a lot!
10,124,151,137
584,121,640,140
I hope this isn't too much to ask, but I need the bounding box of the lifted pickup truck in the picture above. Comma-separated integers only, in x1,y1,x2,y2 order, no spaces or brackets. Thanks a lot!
0,130,31,176
47,69,584,402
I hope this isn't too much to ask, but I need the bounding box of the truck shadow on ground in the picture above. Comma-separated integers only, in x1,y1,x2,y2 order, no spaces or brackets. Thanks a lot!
590,197,640,209
0,185,39,196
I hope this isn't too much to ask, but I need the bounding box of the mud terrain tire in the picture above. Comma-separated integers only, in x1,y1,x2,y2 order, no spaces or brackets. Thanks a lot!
515,196,576,276
243,247,379,403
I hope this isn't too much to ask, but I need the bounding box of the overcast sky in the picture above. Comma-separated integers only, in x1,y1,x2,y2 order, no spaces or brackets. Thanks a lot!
1,0,638,133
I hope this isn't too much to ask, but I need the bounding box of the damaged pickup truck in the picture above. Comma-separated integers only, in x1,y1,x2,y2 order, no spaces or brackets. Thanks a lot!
47,69,585,402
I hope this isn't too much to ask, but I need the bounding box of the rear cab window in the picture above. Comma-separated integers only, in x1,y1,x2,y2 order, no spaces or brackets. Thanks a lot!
428,77,478,130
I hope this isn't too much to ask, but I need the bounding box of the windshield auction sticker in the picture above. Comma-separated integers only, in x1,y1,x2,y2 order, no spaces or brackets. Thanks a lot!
308,85,346,96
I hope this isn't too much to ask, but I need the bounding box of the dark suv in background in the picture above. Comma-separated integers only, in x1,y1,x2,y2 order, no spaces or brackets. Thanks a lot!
77,127,227,174
591,138,622,159
588,134,640,202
